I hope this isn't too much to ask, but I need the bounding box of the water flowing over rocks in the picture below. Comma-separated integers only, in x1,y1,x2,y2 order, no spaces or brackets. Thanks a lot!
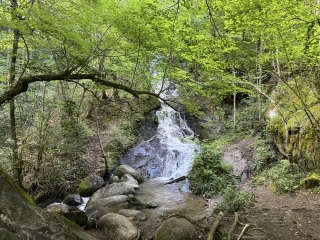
120,84,198,180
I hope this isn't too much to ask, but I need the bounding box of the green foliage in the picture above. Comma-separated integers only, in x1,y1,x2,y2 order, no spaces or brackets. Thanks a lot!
216,186,254,213
1,0,320,203
267,78,320,165
34,156,90,199
251,138,279,172
252,160,307,193
188,142,235,196
299,173,320,190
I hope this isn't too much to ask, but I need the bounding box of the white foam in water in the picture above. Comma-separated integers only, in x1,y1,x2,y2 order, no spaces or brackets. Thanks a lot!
78,197,90,211
155,82,198,179
119,80,199,182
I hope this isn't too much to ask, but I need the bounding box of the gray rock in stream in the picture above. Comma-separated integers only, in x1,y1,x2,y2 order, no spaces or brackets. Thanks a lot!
45,203,69,215
77,174,106,197
86,182,135,206
64,210,88,227
85,205,113,219
99,213,140,240
89,195,129,208
117,209,147,221
114,164,144,183
120,174,139,189
63,193,83,206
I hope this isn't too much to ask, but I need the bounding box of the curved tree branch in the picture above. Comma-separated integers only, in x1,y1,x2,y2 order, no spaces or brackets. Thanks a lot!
0,73,180,110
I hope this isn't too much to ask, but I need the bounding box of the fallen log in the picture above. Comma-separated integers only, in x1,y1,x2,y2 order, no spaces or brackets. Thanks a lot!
164,176,186,185
228,212,239,240
207,211,224,240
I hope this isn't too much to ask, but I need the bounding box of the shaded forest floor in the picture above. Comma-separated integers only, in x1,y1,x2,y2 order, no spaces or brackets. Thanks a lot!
216,185,320,240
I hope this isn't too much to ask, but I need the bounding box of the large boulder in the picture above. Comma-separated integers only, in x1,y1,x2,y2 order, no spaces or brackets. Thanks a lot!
109,175,120,184
85,205,113,219
46,203,88,227
0,167,97,240
86,182,135,206
77,175,106,197
45,203,69,215
155,217,196,240
120,174,139,189
0,228,27,240
98,213,140,240
63,193,83,206
64,210,88,227
117,209,147,221
90,195,129,208
114,165,144,183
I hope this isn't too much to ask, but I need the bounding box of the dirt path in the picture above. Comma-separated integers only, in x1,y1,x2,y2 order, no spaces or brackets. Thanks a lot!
216,185,320,240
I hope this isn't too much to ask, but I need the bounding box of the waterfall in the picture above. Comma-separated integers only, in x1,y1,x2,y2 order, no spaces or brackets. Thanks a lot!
120,82,198,180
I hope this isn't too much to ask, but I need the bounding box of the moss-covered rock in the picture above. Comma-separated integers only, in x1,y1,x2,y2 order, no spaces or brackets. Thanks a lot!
64,210,88,227
0,228,27,240
155,217,196,240
0,166,97,240
300,173,320,189
77,175,106,197
266,79,320,165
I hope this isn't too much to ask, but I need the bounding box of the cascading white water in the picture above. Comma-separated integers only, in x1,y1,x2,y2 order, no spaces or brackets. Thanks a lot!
154,85,198,179
120,82,198,180
120,82,204,214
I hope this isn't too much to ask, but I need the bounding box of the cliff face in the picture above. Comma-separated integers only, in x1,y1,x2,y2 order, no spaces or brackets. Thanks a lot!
266,80,320,165
0,167,97,240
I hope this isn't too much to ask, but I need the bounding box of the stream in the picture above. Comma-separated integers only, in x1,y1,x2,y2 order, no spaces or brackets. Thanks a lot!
120,83,206,216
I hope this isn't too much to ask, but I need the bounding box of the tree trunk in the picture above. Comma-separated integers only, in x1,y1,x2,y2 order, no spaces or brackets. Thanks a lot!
9,0,23,188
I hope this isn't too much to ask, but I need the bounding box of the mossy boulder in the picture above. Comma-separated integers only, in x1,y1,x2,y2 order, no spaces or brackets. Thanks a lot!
0,166,97,240
300,173,320,189
155,217,196,240
77,175,106,197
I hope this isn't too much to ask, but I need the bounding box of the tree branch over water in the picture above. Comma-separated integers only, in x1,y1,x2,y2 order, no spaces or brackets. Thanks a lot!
0,73,177,110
